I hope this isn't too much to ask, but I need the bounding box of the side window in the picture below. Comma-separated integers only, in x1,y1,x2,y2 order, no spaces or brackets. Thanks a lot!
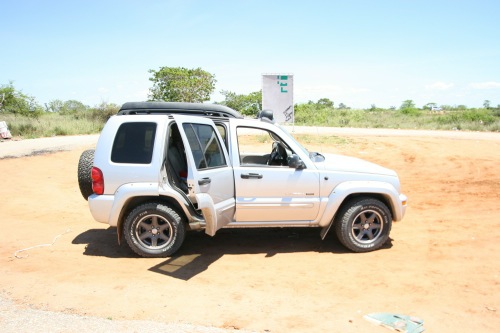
111,122,157,164
237,127,292,166
182,123,226,170
215,123,227,148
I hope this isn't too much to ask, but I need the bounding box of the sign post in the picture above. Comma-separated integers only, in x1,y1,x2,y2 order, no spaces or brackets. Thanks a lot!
262,74,294,124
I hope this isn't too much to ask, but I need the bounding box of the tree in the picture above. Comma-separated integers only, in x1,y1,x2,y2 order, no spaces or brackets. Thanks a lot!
88,102,119,122
423,102,437,110
400,99,420,115
45,99,64,113
0,82,17,112
483,100,491,109
218,90,262,116
400,100,416,110
0,81,43,118
60,100,88,114
148,67,216,103
317,98,334,108
338,102,348,109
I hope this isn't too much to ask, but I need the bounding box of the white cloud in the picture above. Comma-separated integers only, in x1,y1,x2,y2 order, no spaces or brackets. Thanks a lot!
425,82,454,90
469,81,500,89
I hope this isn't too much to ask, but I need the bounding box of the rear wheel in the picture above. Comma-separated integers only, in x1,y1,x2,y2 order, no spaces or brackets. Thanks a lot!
124,203,185,258
77,149,95,200
335,197,392,252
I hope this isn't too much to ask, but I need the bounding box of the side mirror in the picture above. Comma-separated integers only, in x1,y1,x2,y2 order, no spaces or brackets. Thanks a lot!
256,109,274,122
287,154,306,170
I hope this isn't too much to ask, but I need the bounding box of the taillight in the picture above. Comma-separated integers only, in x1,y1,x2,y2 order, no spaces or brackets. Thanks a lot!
91,167,104,195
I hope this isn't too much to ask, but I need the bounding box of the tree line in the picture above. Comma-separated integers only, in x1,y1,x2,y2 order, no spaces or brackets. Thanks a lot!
1,66,498,121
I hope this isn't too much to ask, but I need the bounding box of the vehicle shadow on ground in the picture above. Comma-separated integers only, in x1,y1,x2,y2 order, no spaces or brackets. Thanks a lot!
73,227,393,280
151,228,393,280
72,228,137,258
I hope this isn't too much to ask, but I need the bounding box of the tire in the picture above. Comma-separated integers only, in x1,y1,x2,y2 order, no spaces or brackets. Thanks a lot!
334,197,392,252
77,149,95,201
123,203,186,258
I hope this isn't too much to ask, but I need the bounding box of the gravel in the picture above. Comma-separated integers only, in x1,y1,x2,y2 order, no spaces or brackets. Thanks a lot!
0,294,250,333
0,135,99,159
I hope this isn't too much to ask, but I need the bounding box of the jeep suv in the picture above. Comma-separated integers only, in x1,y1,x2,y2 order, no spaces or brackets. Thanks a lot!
78,102,407,257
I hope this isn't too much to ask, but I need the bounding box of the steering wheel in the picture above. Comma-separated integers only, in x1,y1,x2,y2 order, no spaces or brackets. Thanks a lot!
267,142,287,166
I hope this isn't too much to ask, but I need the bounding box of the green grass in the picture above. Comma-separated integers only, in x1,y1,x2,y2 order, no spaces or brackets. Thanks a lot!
1,113,104,139
294,107,500,132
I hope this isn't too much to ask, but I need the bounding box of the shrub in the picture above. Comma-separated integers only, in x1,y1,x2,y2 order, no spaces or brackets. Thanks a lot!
399,108,422,116
87,102,119,122
461,109,495,124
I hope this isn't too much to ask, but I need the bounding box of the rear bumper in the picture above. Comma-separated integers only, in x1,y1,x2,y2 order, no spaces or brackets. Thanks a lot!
88,194,115,225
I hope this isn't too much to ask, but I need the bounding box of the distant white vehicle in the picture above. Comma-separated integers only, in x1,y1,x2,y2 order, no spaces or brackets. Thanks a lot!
430,106,442,111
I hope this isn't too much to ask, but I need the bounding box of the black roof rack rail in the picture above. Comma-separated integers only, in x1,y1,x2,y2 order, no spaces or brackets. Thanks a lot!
117,102,243,119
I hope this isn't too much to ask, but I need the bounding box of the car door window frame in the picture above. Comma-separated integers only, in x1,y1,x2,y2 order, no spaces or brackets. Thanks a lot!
182,122,227,170
236,126,293,167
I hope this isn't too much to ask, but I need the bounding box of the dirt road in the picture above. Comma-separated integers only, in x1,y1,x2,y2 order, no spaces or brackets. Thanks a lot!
0,130,499,332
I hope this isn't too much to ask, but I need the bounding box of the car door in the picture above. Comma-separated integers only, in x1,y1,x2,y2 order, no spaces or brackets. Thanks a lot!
173,115,235,236
231,124,321,224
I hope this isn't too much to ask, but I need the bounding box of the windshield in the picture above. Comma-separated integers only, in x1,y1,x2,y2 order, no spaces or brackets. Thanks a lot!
276,124,309,155
277,124,325,162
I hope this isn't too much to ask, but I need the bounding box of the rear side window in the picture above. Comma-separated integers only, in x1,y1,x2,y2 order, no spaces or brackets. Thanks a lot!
182,123,226,169
111,122,157,164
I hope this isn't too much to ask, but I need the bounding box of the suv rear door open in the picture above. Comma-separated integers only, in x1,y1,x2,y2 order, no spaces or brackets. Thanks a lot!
173,115,235,236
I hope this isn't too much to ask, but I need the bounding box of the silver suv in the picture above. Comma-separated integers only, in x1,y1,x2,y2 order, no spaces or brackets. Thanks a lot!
78,102,407,257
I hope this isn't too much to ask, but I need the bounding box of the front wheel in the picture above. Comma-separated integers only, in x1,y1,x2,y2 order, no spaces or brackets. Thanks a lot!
124,203,185,258
335,197,392,252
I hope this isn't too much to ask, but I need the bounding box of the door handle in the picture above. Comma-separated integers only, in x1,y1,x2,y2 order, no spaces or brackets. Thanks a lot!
241,173,263,179
198,177,211,185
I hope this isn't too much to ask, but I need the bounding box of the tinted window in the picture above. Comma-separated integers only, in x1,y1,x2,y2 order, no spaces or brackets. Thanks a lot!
111,122,157,164
182,123,226,169
215,123,226,140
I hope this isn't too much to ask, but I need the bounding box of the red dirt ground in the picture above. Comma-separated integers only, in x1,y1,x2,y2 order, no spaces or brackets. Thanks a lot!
0,132,499,332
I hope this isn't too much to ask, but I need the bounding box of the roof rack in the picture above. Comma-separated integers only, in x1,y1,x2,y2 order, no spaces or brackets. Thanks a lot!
117,102,243,119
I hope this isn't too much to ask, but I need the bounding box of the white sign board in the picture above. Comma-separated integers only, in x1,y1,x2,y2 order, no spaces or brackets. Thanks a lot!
262,74,294,123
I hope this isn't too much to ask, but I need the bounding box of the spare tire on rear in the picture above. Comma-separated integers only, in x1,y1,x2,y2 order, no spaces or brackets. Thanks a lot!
78,149,95,200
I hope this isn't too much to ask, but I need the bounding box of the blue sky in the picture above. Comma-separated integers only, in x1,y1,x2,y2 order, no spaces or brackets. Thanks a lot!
1,0,499,109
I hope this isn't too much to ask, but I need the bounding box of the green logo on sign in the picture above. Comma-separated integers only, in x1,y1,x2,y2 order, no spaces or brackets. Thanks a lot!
277,75,288,93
